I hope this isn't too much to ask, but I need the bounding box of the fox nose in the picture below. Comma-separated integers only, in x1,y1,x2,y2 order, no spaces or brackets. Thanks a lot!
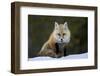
61,39,63,42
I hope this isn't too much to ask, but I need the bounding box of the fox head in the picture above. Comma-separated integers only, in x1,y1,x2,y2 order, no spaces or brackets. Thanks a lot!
53,22,71,44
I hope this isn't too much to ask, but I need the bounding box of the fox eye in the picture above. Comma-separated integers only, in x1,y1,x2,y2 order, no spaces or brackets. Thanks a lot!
58,33,61,36
63,33,66,36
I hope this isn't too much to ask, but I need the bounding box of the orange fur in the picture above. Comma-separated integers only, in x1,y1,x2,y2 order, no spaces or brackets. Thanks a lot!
38,22,71,58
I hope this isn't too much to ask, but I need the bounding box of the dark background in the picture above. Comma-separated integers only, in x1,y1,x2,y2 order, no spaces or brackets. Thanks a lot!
28,15,88,58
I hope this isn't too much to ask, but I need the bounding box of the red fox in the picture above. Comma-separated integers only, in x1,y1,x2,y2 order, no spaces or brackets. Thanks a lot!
38,22,71,58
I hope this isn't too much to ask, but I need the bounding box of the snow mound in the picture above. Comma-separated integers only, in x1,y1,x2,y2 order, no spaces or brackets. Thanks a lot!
29,53,88,61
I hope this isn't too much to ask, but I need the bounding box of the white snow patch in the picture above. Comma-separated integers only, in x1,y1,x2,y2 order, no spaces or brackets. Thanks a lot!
29,53,88,61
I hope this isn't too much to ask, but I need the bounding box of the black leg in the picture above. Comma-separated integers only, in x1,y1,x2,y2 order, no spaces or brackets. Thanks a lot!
64,48,66,56
55,43,59,54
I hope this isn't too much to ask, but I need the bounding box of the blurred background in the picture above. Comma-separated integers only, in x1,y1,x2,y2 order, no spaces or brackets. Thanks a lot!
28,15,88,58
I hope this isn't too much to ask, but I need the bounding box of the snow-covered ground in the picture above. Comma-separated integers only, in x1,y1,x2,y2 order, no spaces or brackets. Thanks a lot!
29,53,88,61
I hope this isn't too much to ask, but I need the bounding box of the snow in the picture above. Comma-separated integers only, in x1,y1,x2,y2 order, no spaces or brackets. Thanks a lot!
29,53,88,61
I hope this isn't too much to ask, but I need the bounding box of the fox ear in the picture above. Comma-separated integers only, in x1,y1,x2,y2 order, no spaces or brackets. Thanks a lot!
64,22,68,29
55,22,59,29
